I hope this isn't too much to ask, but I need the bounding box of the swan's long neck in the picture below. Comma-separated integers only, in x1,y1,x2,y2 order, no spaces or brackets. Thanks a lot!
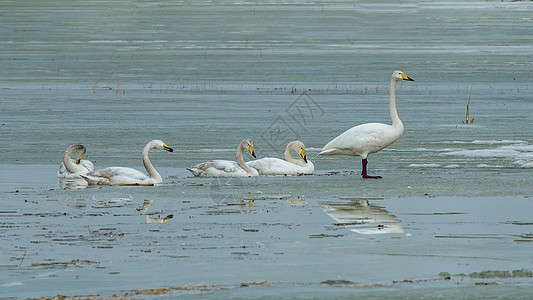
63,146,79,173
236,144,255,174
284,143,305,166
142,142,162,182
390,79,402,128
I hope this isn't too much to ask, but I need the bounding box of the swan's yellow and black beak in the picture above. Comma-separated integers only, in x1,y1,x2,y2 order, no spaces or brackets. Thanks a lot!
163,214,174,223
163,143,174,152
301,149,308,163
249,145,256,158
401,73,415,81
76,154,84,164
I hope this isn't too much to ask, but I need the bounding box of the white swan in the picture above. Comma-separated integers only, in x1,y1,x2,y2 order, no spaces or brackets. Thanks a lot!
57,144,94,178
187,139,259,177
319,70,414,179
246,140,314,175
81,140,173,186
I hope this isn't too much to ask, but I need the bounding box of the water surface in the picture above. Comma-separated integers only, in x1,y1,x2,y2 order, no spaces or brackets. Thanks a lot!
1,0,532,298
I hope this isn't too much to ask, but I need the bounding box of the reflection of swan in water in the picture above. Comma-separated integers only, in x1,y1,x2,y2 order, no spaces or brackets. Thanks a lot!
81,140,173,186
138,199,174,223
321,199,403,234
58,177,89,190
58,144,94,178
246,141,314,175
145,214,174,223
187,139,259,178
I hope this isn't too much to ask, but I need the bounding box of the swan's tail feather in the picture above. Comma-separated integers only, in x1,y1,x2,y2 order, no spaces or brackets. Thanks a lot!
186,167,202,177
80,174,111,185
318,148,336,156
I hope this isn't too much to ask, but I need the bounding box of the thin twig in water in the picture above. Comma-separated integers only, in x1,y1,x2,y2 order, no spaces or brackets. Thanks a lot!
19,250,26,266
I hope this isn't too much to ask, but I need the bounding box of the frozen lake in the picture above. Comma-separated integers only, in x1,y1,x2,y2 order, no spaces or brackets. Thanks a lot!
1,0,532,298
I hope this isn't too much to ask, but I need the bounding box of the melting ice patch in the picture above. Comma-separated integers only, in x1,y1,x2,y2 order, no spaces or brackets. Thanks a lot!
408,163,441,168
445,148,520,158
408,163,460,169
476,164,504,168
2,281,23,287
306,147,324,152
447,140,527,145
444,164,460,168
471,140,527,145
519,161,533,168
443,140,533,168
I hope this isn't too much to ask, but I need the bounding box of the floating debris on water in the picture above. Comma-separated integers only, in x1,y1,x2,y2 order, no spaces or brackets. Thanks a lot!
309,233,344,238
461,85,475,125
287,197,306,206
512,221,533,225
320,276,453,288
475,282,500,286
243,194,291,201
465,269,533,279
29,259,98,269
339,196,384,201
434,234,505,239
320,279,355,285
205,209,242,215
407,212,467,216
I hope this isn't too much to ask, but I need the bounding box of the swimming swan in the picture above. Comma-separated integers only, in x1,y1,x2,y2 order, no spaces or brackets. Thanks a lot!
187,139,259,177
246,140,314,175
319,70,414,179
57,144,94,178
81,139,173,185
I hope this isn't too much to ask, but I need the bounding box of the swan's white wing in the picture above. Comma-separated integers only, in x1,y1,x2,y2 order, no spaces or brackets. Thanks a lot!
187,160,252,177
58,159,95,178
212,160,244,173
186,161,212,177
320,123,397,157
58,163,68,176
80,160,95,172
247,158,314,175
83,167,150,185
207,160,251,177
300,160,314,174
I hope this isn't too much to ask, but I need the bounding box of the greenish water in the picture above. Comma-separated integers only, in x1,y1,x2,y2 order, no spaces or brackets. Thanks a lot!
1,0,532,298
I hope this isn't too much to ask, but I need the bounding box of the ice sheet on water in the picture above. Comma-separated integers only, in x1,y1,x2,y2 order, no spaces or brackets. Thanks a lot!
443,140,533,168
446,140,527,145
408,163,441,168
476,164,504,168
471,140,527,145
444,149,521,158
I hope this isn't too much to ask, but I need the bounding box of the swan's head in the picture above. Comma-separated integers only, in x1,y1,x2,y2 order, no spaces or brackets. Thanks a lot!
288,140,308,163
241,139,256,158
68,144,87,164
392,70,414,82
151,139,174,152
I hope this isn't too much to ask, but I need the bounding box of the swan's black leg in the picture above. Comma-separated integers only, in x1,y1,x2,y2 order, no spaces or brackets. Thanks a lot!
361,158,382,179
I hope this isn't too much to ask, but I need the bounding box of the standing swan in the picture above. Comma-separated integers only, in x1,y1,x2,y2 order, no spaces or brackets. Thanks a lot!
319,70,414,179
58,144,94,178
187,139,259,177
81,140,173,185
246,140,314,175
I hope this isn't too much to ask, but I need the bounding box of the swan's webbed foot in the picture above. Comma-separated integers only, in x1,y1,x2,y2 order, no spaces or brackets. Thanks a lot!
361,158,382,179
